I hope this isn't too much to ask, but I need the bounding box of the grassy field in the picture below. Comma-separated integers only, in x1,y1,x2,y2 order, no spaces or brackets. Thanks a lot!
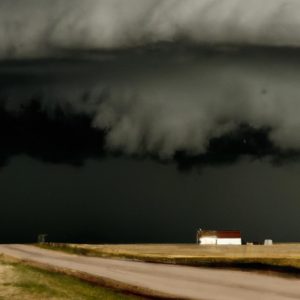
39,243,300,273
0,255,141,300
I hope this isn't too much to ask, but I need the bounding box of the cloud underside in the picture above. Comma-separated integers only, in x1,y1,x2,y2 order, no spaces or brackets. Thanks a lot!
0,102,283,170
1,46,300,168
1,0,300,167
1,0,300,59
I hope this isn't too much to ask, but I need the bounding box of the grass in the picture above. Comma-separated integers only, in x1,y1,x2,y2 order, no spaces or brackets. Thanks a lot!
0,254,141,300
38,243,300,274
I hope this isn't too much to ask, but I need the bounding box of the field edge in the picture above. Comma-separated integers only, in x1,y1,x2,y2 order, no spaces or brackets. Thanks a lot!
0,252,182,300
37,243,300,276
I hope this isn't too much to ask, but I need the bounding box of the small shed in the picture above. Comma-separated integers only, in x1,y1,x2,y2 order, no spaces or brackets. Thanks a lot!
196,229,242,245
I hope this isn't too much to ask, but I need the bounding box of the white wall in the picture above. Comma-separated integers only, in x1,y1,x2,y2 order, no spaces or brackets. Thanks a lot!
217,238,242,245
199,237,217,245
199,237,242,245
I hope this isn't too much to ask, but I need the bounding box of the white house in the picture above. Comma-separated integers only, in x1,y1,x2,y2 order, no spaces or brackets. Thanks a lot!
196,229,242,245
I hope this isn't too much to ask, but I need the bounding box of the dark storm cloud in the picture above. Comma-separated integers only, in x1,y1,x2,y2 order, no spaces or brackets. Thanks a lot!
0,101,105,168
3,0,300,246
1,1,300,163
0,97,286,171
1,47,300,169
1,0,300,58
4,46,300,157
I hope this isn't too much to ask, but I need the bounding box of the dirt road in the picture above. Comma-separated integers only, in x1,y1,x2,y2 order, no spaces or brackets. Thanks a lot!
0,245,300,300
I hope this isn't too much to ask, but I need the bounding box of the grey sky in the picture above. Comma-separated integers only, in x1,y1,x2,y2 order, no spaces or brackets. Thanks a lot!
1,0,300,243
1,155,300,243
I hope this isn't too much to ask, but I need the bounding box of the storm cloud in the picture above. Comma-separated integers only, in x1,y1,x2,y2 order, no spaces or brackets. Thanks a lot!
1,1,300,162
1,0,300,58
0,46,299,161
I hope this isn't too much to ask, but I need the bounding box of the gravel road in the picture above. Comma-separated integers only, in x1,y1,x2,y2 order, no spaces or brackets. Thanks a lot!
0,244,300,300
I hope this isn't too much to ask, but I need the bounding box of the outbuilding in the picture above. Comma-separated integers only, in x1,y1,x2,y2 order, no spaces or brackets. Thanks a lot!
196,229,242,245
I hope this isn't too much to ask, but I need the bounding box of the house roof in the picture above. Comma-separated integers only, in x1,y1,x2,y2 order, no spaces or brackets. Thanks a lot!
216,231,241,238
198,230,241,238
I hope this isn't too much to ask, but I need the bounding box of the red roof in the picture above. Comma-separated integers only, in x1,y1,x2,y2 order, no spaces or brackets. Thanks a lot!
216,231,241,238
198,230,241,238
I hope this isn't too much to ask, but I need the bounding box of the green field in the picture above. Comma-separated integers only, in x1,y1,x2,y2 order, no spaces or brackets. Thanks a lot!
0,255,140,300
39,243,300,273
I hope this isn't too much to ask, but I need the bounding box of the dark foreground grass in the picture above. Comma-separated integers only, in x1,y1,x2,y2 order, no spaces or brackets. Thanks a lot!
0,255,141,300
38,243,300,275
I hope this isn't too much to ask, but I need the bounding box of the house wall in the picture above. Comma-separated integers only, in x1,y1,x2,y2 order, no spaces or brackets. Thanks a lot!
199,237,217,244
199,237,242,245
217,238,242,245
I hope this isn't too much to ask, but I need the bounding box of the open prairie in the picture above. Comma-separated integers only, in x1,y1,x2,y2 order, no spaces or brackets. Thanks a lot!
2,244,300,300
0,254,140,300
41,243,300,272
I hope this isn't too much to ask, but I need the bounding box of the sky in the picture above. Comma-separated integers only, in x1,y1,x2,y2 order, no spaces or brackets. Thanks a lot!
1,0,300,243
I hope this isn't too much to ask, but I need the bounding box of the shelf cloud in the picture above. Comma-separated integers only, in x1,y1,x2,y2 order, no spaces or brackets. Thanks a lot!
1,0,300,59
1,1,300,165
1,47,300,161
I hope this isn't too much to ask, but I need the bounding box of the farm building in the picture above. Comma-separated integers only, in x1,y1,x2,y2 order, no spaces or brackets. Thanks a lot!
196,229,242,245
